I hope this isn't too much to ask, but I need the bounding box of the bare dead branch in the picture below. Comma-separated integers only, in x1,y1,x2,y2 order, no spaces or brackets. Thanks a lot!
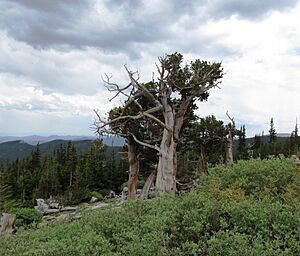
143,112,168,130
98,106,163,131
226,111,235,124
124,65,161,107
130,133,161,152
121,91,144,115
102,73,134,102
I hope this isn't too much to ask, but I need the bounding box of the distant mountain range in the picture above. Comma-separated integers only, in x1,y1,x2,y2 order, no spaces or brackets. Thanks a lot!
0,135,125,164
0,135,125,146
0,134,291,164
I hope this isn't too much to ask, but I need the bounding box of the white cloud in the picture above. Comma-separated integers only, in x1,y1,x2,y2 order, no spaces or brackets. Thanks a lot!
192,4,300,135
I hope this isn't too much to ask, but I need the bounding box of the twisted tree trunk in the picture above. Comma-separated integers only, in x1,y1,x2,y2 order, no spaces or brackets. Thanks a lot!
155,99,176,195
226,112,234,166
226,129,234,166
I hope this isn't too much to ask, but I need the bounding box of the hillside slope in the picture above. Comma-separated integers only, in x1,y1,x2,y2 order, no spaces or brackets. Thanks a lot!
0,139,121,164
1,158,299,255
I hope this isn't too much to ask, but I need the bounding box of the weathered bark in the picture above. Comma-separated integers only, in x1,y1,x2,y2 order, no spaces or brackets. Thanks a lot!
0,213,15,238
226,129,234,166
156,96,192,195
198,144,205,175
156,137,176,195
155,101,176,195
127,137,139,198
226,112,234,166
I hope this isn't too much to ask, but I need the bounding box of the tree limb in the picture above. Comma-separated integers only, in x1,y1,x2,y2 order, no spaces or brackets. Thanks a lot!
124,65,162,108
98,106,163,130
130,133,161,152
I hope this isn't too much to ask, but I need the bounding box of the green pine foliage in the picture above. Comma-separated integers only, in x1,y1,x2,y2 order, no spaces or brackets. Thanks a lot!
290,122,300,155
0,172,17,214
269,118,277,144
0,158,299,255
236,125,249,160
0,139,127,206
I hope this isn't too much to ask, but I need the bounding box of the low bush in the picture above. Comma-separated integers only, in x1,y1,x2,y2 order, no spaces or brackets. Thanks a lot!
0,158,299,255
90,191,103,200
203,157,296,196
11,208,42,229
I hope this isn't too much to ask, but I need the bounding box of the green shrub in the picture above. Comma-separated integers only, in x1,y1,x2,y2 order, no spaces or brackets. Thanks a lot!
0,158,299,255
204,157,296,196
11,208,42,228
90,191,103,200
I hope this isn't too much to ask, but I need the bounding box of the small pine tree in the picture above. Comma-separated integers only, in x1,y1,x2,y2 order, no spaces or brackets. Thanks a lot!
237,125,249,160
252,134,262,158
290,121,299,155
0,172,16,213
269,118,277,144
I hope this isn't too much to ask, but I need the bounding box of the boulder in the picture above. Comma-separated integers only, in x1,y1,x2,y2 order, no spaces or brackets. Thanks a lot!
91,202,108,210
292,155,300,165
121,187,128,201
49,202,60,209
35,199,59,214
72,214,81,220
34,199,49,214
60,206,77,212
90,196,98,203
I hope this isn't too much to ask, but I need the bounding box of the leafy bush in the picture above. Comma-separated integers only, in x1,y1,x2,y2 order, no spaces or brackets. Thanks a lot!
90,191,103,200
204,157,296,196
0,158,299,255
11,208,42,228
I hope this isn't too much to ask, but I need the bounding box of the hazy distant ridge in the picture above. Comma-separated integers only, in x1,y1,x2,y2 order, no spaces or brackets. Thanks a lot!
0,135,125,146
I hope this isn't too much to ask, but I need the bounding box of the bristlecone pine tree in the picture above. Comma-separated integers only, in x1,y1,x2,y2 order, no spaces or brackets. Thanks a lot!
96,53,223,195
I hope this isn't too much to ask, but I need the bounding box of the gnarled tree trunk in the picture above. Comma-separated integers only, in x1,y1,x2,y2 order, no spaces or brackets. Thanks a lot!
226,112,234,166
155,102,176,195
127,136,139,198
226,129,234,166
156,136,176,195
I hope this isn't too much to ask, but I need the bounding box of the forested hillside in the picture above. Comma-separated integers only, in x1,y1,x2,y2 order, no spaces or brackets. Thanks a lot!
0,139,126,207
0,136,125,164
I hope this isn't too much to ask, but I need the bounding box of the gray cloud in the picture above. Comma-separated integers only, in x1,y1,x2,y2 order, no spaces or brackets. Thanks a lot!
0,0,172,56
210,0,298,19
0,0,300,136
1,0,297,55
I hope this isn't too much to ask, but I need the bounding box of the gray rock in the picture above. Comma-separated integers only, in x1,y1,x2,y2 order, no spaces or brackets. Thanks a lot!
60,207,77,212
56,214,69,222
91,202,108,210
49,202,60,209
35,199,50,214
90,196,98,203
292,155,300,165
72,214,81,220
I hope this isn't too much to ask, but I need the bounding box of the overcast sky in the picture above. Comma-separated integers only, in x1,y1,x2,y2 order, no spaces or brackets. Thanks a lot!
0,0,299,137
